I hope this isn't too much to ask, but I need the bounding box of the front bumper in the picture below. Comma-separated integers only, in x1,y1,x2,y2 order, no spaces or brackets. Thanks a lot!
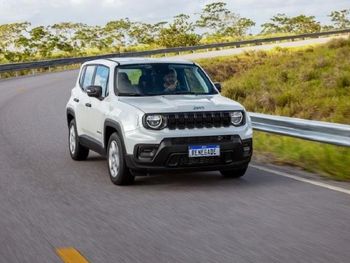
125,135,252,172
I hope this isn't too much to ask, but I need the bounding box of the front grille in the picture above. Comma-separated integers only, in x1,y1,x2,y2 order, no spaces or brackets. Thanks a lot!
165,111,232,130
171,135,233,145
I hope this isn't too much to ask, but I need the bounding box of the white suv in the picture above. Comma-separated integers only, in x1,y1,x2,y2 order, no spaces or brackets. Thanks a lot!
66,58,253,185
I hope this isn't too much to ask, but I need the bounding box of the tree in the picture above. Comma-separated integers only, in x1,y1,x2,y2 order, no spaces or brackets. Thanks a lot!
289,15,321,33
225,17,255,36
261,14,321,34
103,19,131,47
157,14,200,47
329,9,350,29
73,24,107,51
50,22,84,53
129,22,166,45
24,26,58,57
0,22,30,62
261,14,291,34
196,2,255,37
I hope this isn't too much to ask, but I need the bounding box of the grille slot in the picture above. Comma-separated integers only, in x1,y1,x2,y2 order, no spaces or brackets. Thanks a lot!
165,111,232,130
170,135,233,145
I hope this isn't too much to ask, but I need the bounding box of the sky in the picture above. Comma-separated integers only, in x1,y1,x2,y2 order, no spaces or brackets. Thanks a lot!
0,0,349,33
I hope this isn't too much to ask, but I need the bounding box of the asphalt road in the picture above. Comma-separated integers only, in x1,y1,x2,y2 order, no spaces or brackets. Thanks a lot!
1,70,350,263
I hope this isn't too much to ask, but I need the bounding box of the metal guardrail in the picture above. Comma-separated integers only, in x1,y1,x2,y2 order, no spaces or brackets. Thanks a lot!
250,113,350,147
0,28,349,73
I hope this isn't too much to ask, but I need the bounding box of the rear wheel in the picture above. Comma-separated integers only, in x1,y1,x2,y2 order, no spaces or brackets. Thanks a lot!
107,133,134,185
220,165,248,178
68,119,89,160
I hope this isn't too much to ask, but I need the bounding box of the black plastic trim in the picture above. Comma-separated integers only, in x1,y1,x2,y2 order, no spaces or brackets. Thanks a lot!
79,135,105,155
66,108,75,126
103,119,127,154
126,136,252,172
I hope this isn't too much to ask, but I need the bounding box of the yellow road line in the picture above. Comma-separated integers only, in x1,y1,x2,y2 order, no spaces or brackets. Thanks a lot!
56,247,89,263
16,87,26,93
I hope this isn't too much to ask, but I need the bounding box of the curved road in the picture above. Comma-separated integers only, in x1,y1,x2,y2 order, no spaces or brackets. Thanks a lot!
0,71,350,262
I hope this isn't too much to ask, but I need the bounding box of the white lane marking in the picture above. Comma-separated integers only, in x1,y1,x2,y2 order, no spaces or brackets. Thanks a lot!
250,164,350,196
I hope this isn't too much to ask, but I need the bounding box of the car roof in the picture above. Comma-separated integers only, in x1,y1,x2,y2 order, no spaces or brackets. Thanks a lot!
85,57,195,66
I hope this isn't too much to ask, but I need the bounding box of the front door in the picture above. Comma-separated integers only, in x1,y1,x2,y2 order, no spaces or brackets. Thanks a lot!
77,65,96,136
85,65,110,143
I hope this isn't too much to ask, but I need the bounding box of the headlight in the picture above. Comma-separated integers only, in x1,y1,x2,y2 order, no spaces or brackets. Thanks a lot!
144,114,166,129
230,111,244,126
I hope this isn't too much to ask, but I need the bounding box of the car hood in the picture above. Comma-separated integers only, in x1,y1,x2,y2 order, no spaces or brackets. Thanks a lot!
118,94,244,113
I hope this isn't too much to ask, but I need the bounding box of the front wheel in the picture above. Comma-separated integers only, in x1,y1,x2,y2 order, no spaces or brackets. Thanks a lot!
220,165,248,178
107,133,134,185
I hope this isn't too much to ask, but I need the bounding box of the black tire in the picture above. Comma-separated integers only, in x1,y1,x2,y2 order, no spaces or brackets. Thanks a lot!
68,119,89,160
107,132,134,185
220,165,248,178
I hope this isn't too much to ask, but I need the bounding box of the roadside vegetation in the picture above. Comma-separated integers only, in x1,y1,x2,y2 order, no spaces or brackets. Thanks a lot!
0,2,349,64
197,37,350,180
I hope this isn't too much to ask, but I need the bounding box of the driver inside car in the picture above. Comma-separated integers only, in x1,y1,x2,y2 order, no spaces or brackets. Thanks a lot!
163,68,181,93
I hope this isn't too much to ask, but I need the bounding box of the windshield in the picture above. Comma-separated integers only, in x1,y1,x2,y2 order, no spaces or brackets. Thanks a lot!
115,63,218,96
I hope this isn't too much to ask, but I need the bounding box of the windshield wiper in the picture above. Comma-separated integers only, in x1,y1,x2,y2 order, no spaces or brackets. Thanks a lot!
118,93,142,96
165,91,197,95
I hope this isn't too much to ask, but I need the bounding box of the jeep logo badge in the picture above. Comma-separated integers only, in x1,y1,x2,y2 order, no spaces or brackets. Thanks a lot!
193,106,205,110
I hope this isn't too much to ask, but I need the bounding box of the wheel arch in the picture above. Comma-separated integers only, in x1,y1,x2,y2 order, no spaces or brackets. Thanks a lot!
66,108,75,126
104,119,127,154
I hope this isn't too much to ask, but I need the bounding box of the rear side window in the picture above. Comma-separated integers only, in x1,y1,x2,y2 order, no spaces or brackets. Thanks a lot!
81,65,95,90
94,66,110,97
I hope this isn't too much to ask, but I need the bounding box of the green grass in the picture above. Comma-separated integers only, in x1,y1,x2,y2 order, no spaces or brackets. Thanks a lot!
254,132,350,180
196,37,350,180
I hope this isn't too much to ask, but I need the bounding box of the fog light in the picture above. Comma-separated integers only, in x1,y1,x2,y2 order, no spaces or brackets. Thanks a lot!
243,145,251,157
243,146,250,152
138,146,158,159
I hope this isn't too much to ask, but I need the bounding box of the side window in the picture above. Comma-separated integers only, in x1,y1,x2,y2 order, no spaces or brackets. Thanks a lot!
124,69,142,85
81,65,95,90
94,66,110,97
184,67,209,93
116,68,142,94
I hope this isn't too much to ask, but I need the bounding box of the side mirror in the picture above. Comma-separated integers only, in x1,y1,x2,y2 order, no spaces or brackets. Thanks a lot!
86,85,102,98
214,82,222,92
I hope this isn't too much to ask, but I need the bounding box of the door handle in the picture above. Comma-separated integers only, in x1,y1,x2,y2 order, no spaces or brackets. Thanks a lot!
73,98,79,103
85,103,92,107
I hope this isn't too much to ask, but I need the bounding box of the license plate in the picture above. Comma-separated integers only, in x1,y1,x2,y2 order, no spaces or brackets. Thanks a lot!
188,145,220,158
